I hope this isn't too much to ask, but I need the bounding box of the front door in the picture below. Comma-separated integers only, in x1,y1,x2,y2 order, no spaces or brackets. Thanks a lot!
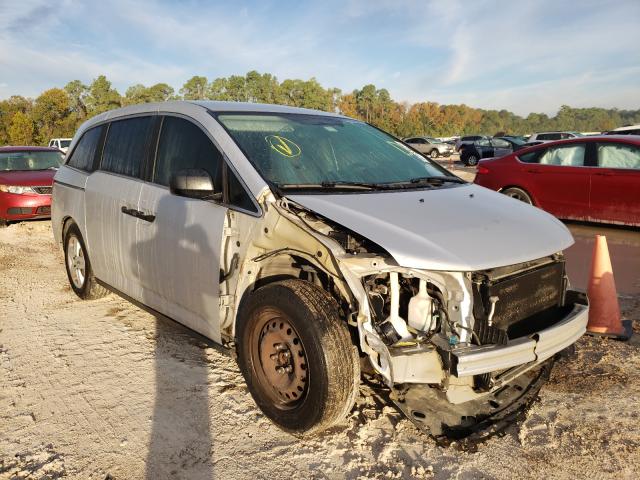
136,115,226,342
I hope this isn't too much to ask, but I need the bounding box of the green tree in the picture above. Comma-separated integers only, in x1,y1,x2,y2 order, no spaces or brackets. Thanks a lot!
180,76,208,100
85,75,122,115
124,83,175,105
8,111,35,145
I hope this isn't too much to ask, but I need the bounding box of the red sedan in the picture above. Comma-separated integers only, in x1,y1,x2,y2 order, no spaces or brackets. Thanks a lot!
474,135,640,226
0,146,64,227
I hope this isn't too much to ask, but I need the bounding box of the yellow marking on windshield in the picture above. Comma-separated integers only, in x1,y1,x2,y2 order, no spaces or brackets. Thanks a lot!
266,135,301,158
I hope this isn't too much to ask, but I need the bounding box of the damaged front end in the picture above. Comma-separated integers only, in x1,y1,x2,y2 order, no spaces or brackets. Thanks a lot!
352,256,588,436
229,196,589,438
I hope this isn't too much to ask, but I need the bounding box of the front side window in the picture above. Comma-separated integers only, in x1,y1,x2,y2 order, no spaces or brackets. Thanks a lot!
154,116,223,192
0,150,63,171
60,140,71,148
597,143,640,170
101,116,154,178
538,144,585,166
216,113,451,188
67,126,103,171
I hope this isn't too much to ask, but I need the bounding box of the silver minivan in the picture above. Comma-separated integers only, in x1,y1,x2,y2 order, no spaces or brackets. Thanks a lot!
52,101,588,436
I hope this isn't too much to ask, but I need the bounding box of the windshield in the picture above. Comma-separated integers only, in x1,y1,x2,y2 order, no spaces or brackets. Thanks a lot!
0,151,63,171
216,113,452,188
60,140,71,148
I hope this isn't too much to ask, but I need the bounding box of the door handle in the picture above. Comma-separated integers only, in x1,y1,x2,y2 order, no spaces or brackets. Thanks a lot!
121,206,138,217
137,211,156,223
594,171,614,176
526,168,541,173
121,206,156,223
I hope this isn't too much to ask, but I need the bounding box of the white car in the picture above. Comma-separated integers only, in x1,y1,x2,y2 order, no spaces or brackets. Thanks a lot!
527,132,583,143
48,138,73,153
403,136,454,158
52,101,588,437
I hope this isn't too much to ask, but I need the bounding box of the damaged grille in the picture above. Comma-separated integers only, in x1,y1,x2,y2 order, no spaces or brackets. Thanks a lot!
472,258,566,345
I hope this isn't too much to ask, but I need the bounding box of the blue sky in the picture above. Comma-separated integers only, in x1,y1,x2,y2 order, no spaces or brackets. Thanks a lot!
1,0,639,115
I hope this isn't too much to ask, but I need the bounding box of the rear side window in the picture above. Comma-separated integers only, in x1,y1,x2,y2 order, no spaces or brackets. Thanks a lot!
66,126,103,172
101,116,154,178
518,150,541,163
597,143,640,169
154,116,223,192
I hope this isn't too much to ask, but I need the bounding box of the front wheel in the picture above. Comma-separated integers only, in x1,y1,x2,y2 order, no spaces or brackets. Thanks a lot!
429,150,439,158
502,187,533,205
64,223,109,300
236,279,360,436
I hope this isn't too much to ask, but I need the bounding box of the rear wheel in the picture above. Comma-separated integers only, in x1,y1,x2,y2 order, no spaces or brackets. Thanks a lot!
502,187,533,205
236,279,360,435
64,223,109,300
466,154,479,166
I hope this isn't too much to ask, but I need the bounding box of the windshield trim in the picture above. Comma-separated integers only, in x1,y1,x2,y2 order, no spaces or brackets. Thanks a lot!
210,110,458,196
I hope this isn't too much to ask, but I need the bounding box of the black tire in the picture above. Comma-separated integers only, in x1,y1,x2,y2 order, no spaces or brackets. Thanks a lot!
429,149,439,158
64,223,109,300
502,187,533,205
0,219,8,228
236,279,360,436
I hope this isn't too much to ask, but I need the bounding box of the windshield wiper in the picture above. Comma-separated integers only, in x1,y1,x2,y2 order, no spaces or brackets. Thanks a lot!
275,181,388,191
409,176,466,185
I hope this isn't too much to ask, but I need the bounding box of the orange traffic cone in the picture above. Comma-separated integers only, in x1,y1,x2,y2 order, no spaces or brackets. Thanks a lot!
586,235,632,340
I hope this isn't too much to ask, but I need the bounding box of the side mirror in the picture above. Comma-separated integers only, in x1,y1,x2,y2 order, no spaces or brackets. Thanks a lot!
169,168,220,200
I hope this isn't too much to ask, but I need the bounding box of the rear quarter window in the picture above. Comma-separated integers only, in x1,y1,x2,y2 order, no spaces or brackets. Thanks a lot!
66,126,104,172
518,150,543,163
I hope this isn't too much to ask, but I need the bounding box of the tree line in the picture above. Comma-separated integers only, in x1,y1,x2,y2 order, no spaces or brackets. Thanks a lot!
2,71,639,146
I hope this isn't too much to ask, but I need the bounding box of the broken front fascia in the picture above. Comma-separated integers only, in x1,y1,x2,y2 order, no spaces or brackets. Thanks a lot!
240,196,475,388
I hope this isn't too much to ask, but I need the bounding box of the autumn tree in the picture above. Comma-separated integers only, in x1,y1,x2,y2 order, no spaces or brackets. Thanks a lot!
8,111,35,145
0,96,33,144
32,88,70,143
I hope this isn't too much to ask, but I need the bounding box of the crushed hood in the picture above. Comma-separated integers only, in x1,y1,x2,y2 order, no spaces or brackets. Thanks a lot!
287,184,574,271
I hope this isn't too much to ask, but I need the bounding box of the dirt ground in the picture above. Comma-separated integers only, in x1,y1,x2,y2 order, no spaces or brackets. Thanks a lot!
1,220,639,480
